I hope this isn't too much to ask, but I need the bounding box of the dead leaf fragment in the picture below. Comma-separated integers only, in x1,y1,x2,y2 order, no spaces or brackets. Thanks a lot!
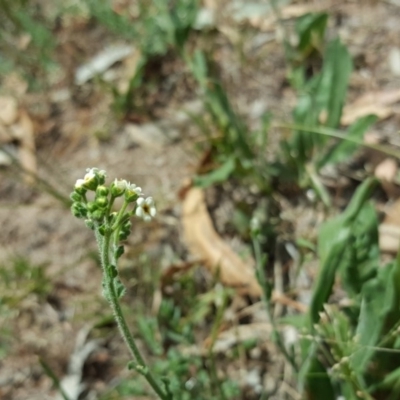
374,158,400,198
182,187,262,296
379,198,400,253
75,44,135,85
341,89,400,126
389,47,400,76
0,96,18,125
379,224,400,253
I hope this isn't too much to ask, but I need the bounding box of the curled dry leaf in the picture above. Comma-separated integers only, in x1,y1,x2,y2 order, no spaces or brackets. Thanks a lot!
182,187,262,296
341,89,400,126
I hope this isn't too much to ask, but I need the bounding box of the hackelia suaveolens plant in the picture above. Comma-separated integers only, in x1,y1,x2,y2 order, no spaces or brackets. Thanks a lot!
71,169,156,227
70,169,170,400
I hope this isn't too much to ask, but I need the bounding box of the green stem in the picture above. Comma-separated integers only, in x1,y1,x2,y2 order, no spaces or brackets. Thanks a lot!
252,234,298,372
111,200,128,231
99,230,170,400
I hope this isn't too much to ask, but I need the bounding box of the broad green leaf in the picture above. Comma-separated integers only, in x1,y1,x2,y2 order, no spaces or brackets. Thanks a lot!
193,157,236,188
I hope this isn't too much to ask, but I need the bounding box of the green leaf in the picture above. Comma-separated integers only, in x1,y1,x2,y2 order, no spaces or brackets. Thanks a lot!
310,177,378,325
340,202,379,295
114,277,126,299
191,50,208,88
351,262,396,373
319,114,377,168
305,356,335,400
115,245,124,260
296,13,328,57
193,157,236,188
318,38,352,129
311,219,351,325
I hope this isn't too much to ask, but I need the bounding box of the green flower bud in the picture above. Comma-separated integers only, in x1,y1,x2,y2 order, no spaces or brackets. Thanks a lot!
111,179,128,197
71,203,87,219
96,185,109,197
91,209,105,221
95,196,108,208
87,201,98,212
125,183,142,203
70,191,82,202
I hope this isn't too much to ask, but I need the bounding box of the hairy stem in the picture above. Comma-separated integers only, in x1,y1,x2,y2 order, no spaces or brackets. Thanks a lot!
99,229,170,400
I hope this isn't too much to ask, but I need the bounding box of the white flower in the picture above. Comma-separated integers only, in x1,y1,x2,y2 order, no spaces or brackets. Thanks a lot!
75,178,86,189
86,167,106,177
114,178,129,191
74,168,107,190
135,197,156,222
85,168,97,180
127,183,142,197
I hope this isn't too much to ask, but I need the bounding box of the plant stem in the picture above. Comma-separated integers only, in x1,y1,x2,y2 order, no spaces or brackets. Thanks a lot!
99,230,170,400
252,234,298,372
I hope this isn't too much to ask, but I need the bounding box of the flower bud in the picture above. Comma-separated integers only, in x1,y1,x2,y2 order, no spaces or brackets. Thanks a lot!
91,209,105,221
95,196,108,208
71,203,87,219
70,191,82,202
96,185,109,197
87,201,98,213
111,179,128,197
125,183,142,203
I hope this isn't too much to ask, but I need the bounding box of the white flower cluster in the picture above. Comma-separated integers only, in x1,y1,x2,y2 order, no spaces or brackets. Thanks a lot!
113,178,156,222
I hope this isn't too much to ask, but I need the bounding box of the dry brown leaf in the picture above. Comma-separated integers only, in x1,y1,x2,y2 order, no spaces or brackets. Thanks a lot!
0,96,18,126
374,158,400,198
379,199,400,253
341,89,400,126
379,224,400,253
182,187,262,296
